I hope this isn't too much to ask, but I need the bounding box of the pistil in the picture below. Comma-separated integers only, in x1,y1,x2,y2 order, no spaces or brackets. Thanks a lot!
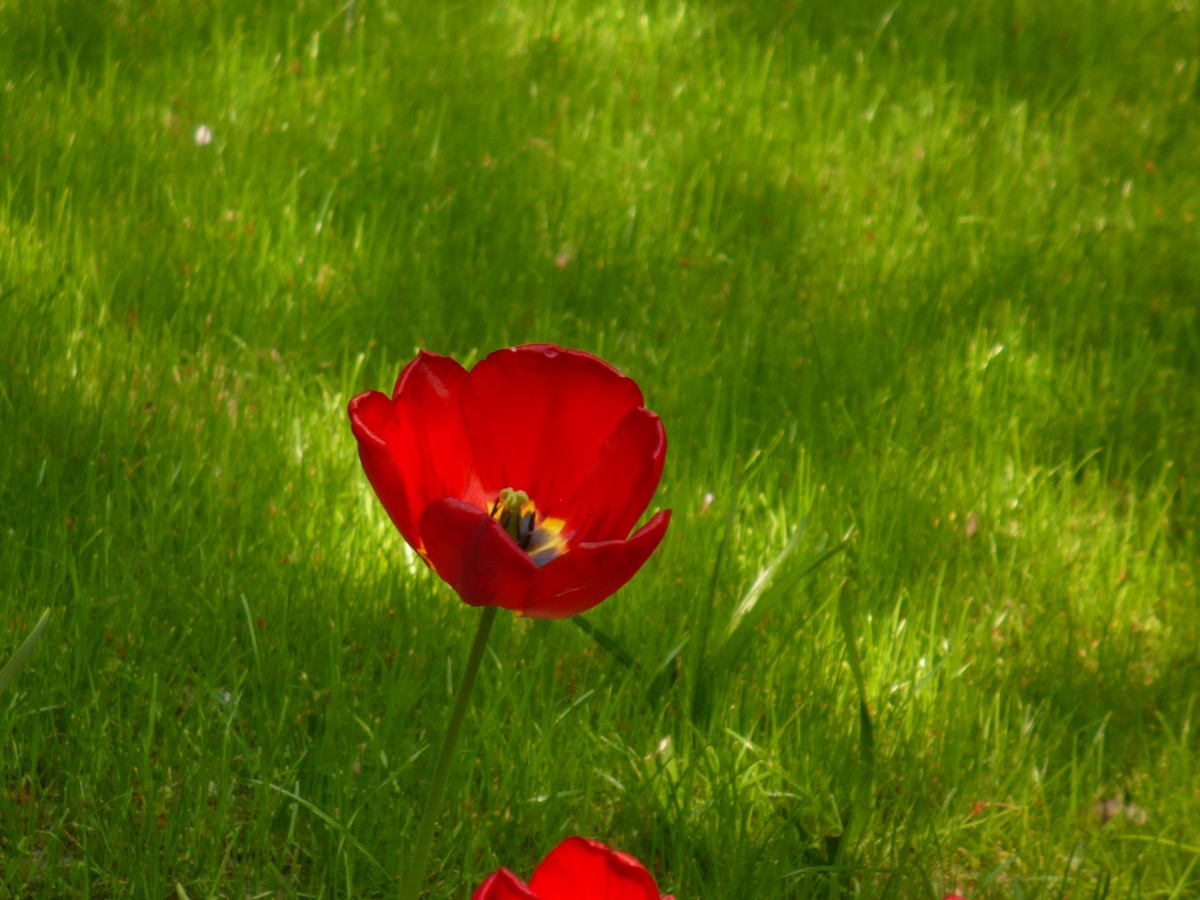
491,488,534,547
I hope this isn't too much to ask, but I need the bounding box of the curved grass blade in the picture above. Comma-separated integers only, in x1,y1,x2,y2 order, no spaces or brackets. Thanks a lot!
724,514,810,639
253,779,390,879
712,524,852,681
0,608,51,695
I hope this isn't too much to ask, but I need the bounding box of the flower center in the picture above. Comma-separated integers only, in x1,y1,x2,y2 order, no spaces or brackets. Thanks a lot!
490,487,568,567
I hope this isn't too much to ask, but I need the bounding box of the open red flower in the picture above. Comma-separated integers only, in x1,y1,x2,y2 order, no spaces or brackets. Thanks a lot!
349,344,670,619
473,836,674,900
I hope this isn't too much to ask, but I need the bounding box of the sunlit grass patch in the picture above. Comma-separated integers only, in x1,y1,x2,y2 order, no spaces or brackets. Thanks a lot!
2,0,1199,896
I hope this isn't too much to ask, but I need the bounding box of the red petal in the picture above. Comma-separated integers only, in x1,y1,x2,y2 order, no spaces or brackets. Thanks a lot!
348,389,424,553
420,499,537,612
472,869,542,900
391,351,494,506
463,345,645,518
349,352,495,556
528,837,664,900
523,511,670,619
558,408,666,544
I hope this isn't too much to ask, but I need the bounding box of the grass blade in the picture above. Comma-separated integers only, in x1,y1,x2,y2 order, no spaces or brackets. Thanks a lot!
254,779,390,879
723,513,810,640
0,608,51,695
836,582,874,765
690,466,743,726
711,522,852,678
571,613,639,669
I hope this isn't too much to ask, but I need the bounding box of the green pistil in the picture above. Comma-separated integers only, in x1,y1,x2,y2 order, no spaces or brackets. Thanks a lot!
494,488,532,546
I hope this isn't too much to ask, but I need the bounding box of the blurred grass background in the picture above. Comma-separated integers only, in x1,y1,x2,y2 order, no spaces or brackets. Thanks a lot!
2,0,1198,896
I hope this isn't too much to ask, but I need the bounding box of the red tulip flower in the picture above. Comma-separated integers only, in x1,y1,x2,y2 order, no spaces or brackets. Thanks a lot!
473,837,674,900
349,344,670,619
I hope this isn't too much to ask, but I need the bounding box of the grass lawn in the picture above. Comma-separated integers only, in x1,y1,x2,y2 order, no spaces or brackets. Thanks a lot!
3,0,1199,896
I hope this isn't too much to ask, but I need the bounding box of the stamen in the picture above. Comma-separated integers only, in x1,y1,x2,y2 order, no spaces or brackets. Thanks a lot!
488,487,568,566
525,523,568,566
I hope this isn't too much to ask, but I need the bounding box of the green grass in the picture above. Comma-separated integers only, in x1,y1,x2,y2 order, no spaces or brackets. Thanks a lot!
3,0,1199,896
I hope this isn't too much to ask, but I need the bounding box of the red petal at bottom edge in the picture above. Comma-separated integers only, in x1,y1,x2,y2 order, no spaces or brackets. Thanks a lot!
528,837,665,900
472,868,541,900
522,510,671,619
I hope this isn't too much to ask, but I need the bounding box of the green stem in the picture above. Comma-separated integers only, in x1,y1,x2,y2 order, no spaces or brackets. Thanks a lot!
401,605,498,900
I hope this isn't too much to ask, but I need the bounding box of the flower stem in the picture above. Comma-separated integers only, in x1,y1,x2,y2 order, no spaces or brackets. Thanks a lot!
401,605,498,900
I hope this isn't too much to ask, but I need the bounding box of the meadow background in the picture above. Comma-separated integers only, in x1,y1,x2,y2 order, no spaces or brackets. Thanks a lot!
3,0,1199,896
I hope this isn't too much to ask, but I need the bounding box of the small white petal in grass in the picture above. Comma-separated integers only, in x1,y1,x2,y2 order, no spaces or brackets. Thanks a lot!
644,735,673,763
193,124,213,146
699,492,714,515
